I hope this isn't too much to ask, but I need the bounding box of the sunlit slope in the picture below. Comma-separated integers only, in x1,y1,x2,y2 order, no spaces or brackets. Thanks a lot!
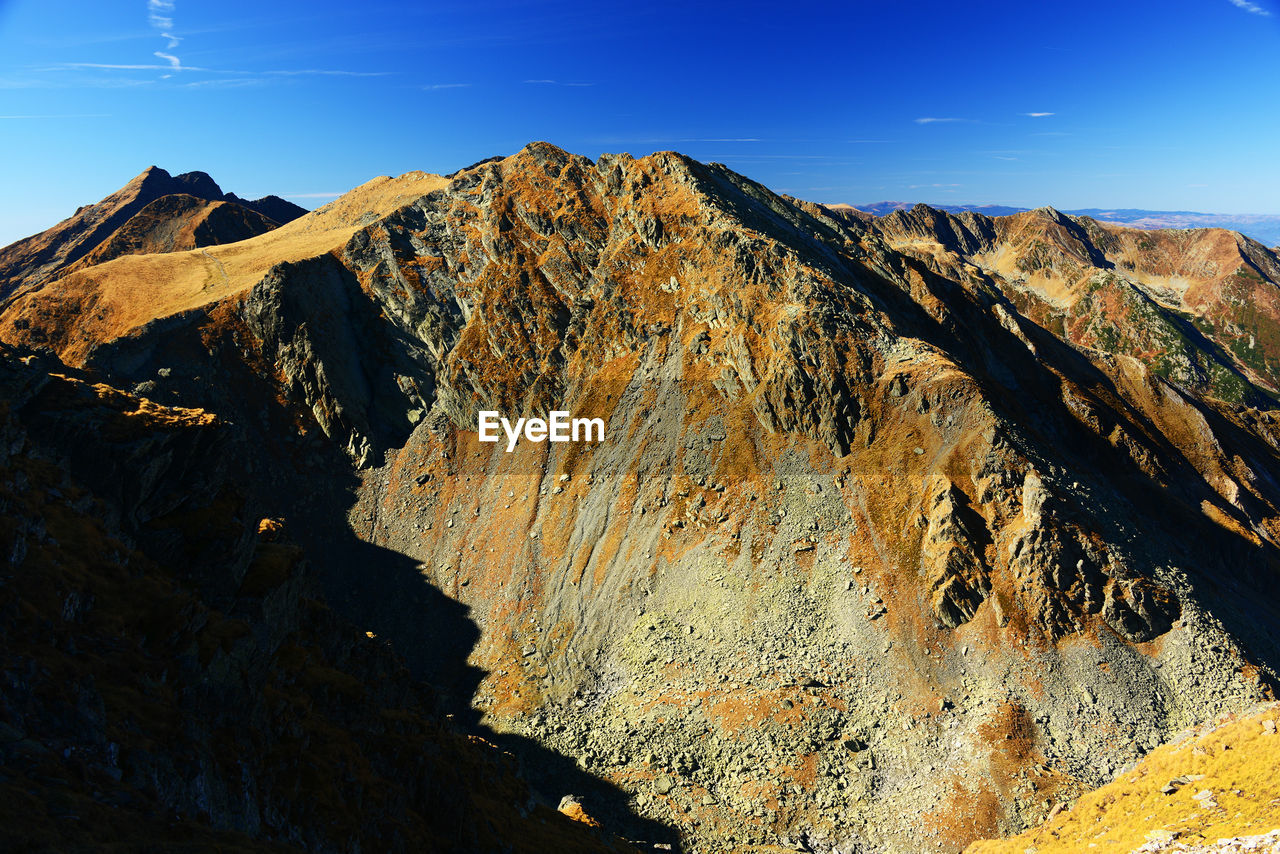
965,703,1280,854
0,170,448,365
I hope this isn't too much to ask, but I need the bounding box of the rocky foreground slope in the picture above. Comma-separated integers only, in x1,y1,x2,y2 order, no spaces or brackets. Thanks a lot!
2,144,1279,853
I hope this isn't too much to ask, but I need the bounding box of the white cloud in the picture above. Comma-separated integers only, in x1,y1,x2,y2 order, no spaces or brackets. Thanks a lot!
424,83,471,90
1228,0,1270,14
914,117,970,124
147,1,182,72
51,62,388,78
1022,112,1054,117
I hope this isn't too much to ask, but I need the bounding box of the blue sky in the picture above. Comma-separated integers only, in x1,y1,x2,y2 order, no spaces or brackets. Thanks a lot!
1,0,1278,246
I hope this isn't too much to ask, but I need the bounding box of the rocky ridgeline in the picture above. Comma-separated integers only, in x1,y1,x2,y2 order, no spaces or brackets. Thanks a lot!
2,144,1279,852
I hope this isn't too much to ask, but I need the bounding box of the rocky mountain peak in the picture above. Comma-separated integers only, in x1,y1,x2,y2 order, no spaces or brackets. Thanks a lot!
171,169,225,201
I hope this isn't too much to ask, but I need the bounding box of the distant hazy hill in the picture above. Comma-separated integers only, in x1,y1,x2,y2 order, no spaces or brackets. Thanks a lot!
856,201,1280,247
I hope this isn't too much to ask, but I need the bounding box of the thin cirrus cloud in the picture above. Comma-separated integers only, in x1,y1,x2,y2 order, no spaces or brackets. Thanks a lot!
1022,112,1055,117
147,0,181,76
1227,0,1271,15
914,117,972,124
48,63,391,79
423,83,471,90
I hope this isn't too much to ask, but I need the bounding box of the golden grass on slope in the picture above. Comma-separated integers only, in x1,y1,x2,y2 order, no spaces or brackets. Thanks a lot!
2,171,447,365
965,703,1280,854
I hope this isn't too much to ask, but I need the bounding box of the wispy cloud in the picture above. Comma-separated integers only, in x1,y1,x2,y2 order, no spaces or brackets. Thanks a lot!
423,83,471,90
523,79,593,87
261,69,391,77
182,78,267,89
914,117,972,124
147,0,182,76
47,62,391,80
154,51,181,71
1021,112,1055,117
52,62,202,71
1228,0,1271,15
678,137,761,143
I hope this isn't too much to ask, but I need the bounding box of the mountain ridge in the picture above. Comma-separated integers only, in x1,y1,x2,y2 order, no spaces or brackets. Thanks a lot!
2,143,1278,853
848,201,1280,248
0,166,307,300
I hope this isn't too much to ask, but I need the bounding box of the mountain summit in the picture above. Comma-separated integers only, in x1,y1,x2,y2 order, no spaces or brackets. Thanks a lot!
0,167,306,299
1,143,1278,853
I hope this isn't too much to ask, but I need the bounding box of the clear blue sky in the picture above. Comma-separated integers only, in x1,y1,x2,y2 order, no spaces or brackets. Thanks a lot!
2,0,1279,246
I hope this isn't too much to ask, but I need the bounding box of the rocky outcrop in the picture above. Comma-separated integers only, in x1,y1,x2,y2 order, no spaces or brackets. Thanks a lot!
920,477,992,629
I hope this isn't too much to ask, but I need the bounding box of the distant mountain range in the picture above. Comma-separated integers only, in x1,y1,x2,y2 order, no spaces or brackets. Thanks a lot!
854,201,1280,247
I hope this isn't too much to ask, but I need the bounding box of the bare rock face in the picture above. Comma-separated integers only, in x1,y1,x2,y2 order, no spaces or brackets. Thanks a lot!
2,144,1280,854
920,477,992,629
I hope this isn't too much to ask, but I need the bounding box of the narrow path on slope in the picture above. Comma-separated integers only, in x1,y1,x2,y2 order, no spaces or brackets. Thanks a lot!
200,249,231,291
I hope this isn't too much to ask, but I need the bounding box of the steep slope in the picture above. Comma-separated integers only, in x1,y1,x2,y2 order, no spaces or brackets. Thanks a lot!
2,144,1279,854
0,167,306,299
0,343,641,854
872,204,1280,405
966,703,1280,853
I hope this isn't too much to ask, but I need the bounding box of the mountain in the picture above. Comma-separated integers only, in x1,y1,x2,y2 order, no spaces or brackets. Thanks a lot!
855,201,1029,219
852,202,1280,248
870,203,1280,407
2,143,1279,854
0,167,307,299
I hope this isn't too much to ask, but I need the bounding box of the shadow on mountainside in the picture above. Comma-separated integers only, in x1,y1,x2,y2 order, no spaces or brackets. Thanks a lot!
262,443,682,849
71,325,682,850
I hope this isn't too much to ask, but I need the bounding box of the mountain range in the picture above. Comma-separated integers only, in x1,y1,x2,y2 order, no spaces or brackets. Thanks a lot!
2,144,1279,854
851,202,1280,249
